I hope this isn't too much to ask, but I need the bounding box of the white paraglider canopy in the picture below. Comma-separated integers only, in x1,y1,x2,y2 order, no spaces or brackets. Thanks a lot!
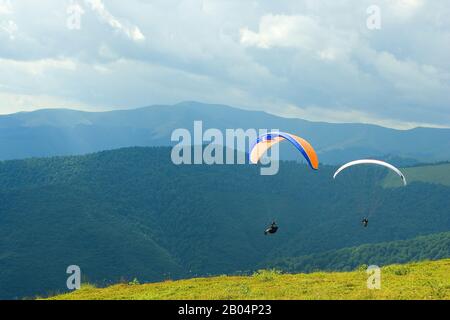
333,159,407,186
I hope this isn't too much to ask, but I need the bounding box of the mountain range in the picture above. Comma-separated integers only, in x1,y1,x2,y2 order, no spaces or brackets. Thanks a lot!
1,102,450,299
1,101,450,164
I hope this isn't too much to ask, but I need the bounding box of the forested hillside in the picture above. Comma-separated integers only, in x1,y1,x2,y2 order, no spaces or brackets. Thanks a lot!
0,147,449,299
383,163,450,187
265,232,450,273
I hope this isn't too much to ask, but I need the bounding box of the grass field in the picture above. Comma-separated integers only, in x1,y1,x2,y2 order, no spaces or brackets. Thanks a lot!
48,259,450,300
383,163,450,187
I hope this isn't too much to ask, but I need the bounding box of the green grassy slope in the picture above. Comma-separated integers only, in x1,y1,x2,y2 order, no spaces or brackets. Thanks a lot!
49,259,450,300
265,232,450,273
383,163,450,187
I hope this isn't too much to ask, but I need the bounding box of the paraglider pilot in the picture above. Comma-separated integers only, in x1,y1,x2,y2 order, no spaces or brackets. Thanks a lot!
264,221,279,235
362,218,369,228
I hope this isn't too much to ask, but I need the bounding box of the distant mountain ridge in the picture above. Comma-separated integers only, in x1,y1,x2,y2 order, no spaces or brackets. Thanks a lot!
1,101,450,163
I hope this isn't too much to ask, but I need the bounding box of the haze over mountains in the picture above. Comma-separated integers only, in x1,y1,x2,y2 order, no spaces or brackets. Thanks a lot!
1,101,450,164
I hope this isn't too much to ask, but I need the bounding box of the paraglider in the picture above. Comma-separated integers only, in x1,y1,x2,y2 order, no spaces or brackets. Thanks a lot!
333,159,407,186
264,221,279,235
249,132,318,236
333,159,407,228
249,131,319,170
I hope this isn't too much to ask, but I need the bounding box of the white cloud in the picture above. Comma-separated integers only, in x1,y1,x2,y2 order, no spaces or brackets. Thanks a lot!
0,1,449,129
274,103,449,130
84,0,145,42
389,0,424,20
0,91,90,115
239,14,357,61
0,19,17,39
0,58,76,75
373,51,449,102
240,14,319,49
0,0,13,15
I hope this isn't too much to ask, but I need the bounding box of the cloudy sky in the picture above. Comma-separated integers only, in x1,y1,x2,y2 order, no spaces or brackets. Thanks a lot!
0,0,449,129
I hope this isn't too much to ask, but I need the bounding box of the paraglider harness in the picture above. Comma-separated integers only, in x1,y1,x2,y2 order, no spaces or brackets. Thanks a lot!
362,218,369,228
264,221,278,235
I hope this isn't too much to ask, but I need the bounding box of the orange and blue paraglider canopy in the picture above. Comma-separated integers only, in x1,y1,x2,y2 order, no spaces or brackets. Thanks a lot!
249,131,319,170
